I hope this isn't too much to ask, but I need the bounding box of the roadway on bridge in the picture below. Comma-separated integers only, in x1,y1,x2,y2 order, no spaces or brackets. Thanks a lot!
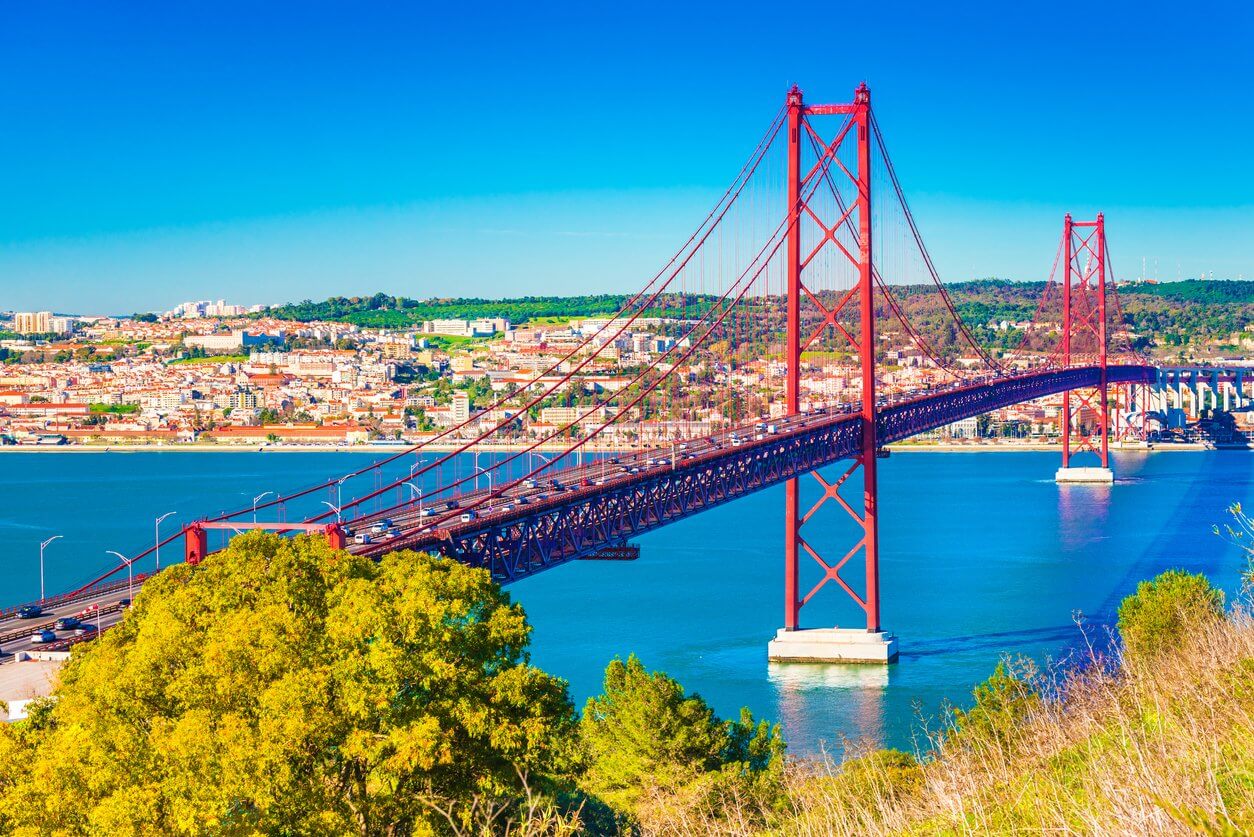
0,365,1156,663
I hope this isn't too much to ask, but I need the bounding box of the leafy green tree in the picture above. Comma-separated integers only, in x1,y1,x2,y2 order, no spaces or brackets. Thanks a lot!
579,654,782,824
1117,569,1224,661
0,534,580,835
948,660,1039,749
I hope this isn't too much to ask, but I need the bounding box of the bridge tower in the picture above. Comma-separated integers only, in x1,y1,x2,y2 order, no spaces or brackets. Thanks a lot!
1056,213,1114,483
768,83,897,664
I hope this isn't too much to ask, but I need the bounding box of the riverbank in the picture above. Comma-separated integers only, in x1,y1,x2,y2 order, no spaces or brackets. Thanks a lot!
887,441,1214,453
0,440,1224,453
0,442,633,454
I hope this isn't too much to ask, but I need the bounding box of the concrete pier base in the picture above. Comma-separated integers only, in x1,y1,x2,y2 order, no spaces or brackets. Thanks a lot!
1055,466,1114,484
767,628,899,664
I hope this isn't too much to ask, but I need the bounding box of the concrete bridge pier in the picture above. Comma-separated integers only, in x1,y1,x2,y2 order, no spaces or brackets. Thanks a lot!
1055,465,1114,483
768,628,899,664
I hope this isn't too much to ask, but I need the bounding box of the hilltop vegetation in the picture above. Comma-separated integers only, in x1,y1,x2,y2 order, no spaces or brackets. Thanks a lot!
265,293,718,330
266,280,1254,358
1,520,1250,835
1125,279,1254,304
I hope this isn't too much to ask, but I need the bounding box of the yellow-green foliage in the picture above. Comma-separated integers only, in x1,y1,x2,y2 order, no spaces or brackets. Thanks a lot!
1118,568,1225,660
946,659,1040,751
579,654,783,830
0,533,579,836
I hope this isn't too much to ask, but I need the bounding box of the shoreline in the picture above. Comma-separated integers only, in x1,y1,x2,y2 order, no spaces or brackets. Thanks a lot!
0,441,1230,454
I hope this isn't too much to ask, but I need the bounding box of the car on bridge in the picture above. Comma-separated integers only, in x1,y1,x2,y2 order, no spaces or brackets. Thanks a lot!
16,605,43,619
73,624,97,637
31,629,56,644
54,617,81,631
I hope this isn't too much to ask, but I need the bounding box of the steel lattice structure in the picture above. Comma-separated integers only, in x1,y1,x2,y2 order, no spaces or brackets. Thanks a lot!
1059,213,1112,468
364,365,1154,584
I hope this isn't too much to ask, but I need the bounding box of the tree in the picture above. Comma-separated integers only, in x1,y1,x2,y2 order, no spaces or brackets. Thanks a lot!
0,534,580,835
1117,569,1224,661
579,654,782,826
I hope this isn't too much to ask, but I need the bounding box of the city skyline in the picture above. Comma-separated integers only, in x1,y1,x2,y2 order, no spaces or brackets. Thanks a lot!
1,2,1252,312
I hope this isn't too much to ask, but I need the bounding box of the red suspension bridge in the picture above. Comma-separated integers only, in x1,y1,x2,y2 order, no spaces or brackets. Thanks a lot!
43,83,1172,663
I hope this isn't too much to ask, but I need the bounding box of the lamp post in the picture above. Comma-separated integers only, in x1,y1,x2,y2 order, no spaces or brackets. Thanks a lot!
476,468,493,493
403,482,423,517
408,458,427,479
336,474,352,511
106,550,133,604
154,512,175,570
38,535,62,601
321,501,342,523
251,491,273,523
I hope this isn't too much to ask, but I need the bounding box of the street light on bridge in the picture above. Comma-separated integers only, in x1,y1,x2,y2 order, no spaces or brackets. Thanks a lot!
402,482,423,517
321,501,342,523
38,535,62,601
336,474,352,511
252,491,273,523
154,512,176,571
106,550,133,605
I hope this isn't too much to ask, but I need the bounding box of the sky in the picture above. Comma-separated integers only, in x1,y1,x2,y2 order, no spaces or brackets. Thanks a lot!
0,1,1251,314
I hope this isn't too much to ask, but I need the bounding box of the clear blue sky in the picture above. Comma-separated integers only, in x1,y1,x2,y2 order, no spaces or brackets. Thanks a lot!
1,1,1251,313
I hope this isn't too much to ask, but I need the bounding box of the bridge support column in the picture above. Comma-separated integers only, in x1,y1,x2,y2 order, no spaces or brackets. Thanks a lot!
184,524,207,566
771,83,896,664
1055,213,1113,484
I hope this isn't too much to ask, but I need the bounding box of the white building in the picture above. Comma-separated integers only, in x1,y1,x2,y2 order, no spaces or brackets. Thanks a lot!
423,318,510,338
12,312,72,335
451,391,471,422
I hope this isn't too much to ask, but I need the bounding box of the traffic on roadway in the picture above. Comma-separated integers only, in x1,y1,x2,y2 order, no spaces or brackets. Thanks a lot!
338,374,1004,553
0,584,134,665
0,369,1018,661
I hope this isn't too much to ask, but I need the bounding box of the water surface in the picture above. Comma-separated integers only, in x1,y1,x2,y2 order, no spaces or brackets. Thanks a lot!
1,448,1248,753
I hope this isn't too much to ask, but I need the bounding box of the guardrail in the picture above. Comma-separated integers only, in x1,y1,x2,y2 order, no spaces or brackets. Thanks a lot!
0,602,127,646
0,572,151,623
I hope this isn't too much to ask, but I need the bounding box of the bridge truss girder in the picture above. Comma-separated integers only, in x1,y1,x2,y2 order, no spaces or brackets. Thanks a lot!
372,365,1154,586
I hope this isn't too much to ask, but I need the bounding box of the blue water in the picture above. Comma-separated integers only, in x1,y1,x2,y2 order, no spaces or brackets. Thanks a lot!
1,449,1249,754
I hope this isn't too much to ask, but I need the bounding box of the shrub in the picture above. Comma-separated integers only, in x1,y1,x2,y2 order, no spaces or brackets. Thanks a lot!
1117,569,1224,660
579,654,783,825
948,659,1040,749
834,748,924,803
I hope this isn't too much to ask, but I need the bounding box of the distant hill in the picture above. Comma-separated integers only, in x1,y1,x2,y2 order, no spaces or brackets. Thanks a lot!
1121,279,1254,304
266,293,628,327
266,280,1252,356
264,292,718,328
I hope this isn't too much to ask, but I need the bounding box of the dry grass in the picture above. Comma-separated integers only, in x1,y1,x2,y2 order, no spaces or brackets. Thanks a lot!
630,607,1254,836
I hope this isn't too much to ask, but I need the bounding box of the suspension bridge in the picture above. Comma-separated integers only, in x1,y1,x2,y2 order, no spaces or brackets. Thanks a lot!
9,83,1240,664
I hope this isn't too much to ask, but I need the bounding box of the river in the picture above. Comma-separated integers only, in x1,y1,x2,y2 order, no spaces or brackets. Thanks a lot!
1,448,1249,754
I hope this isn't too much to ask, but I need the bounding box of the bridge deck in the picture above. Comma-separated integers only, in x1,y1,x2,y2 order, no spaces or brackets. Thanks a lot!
348,365,1154,582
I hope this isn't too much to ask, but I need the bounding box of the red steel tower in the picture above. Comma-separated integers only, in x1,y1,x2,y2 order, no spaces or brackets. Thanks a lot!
772,84,895,663
1057,213,1112,481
